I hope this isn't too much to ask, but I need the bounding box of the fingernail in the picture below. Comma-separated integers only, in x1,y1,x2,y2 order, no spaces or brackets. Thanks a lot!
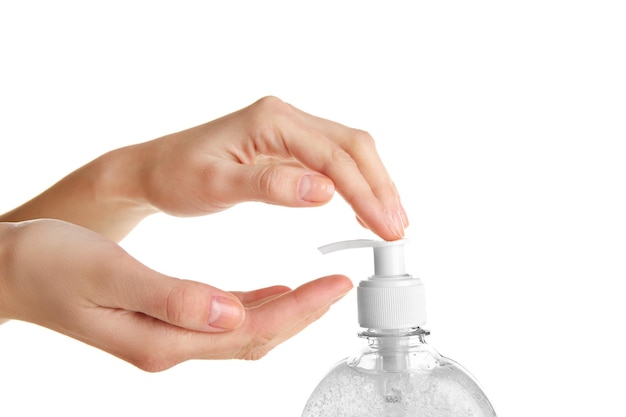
208,296,244,330
399,203,409,227
298,175,334,203
388,209,406,239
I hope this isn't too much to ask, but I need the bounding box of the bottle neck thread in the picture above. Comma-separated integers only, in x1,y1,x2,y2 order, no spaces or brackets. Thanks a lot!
349,327,439,373
359,327,429,340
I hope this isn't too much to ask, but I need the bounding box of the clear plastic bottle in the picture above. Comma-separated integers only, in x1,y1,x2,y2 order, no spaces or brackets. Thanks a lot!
302,239,497,417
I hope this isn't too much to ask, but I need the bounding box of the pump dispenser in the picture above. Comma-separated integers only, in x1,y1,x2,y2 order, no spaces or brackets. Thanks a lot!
302,239,497,417
319,239,425,330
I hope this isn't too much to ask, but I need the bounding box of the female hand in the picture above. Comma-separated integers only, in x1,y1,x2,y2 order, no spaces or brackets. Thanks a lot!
133,96,409,240
0,219,352,371
3,96,408,241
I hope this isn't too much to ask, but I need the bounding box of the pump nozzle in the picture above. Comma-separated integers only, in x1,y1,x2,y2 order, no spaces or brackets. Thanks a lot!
319,239,406,277
319,238,426,330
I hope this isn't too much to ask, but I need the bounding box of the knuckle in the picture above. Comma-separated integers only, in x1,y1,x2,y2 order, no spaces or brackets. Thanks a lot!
255,166,288,199
163,281,217,328
253,95,289,116
239,334,274,361
330,147,358,170
164,284,185,324
246,349,271,361
235,323,277,361
348,129,376,151
247,96,294,140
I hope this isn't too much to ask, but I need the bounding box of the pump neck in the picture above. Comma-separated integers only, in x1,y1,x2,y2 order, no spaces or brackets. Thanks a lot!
358,327,430,342
349,327,439,373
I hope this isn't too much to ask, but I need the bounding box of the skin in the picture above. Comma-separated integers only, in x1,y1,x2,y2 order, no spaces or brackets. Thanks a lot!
0,96,408,372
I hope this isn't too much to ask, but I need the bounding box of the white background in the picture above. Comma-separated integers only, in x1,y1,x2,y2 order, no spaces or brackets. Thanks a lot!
1,1,625,416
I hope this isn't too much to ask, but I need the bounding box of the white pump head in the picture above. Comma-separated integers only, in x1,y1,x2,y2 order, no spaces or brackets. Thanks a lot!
319,239,426,330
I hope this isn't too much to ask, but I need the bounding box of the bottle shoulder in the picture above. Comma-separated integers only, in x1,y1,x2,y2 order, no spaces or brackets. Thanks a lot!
347,340,443,373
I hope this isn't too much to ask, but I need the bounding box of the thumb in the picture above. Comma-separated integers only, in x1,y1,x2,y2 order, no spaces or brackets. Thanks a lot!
116,272,246,333
225,163,335,207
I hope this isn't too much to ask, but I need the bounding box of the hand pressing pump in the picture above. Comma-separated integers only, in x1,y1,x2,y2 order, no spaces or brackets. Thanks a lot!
302,239,497,417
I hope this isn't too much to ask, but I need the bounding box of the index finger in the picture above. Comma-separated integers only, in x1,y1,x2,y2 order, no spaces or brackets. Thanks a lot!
278,102,409,240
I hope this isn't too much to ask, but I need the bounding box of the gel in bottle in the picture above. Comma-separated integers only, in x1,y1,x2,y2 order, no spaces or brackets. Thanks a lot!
302,239,497,417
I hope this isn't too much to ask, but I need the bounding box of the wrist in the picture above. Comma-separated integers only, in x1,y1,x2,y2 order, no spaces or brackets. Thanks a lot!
96,144,157,213
89,144,159,239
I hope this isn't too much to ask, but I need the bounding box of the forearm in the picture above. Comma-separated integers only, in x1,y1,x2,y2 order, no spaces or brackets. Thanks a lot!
0,145,157,242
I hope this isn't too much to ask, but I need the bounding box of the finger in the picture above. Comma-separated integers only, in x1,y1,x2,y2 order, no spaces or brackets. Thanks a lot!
230,285,291,308
170,275,352,362
105,263,246,333
238,275,353,358
296,108,409,235
212,160,335,207
275,103,408,240
337,130,410,231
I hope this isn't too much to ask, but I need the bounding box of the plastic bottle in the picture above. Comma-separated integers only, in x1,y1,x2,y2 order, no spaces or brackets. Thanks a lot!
302,239,496,417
